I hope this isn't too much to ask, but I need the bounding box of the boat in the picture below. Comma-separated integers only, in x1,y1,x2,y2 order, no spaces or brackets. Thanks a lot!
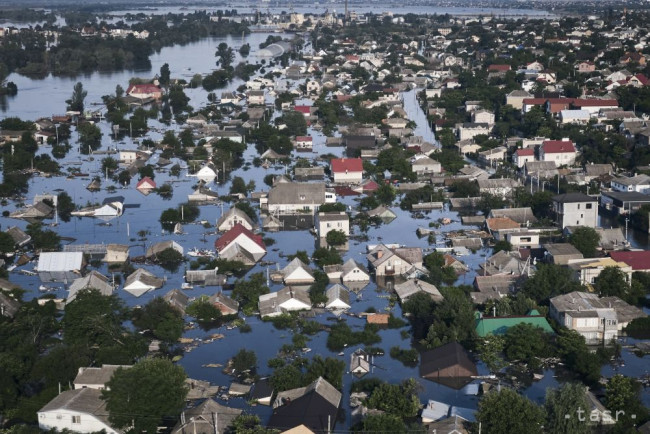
302,347,312,353
187,247,216,258
39,285,55,292
181,283,194,290
338,352,345,356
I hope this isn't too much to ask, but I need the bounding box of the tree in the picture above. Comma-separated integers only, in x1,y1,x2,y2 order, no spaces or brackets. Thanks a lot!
216,42,235,68
360,414,407,433
0,232,16,254
77,122,102,151
545,383,591,434
232,273,270,315
239,43,250,57
421,287,476,349
422,251,458,286
477,335,506,373
312,247,342,267
159,63,171,87
132,298,184,344
155,247,184,270
186,295,223,324
595,266,629,298
25,222,60,251
569,227,601,258
606,374,648,430
325,230,347,246
503,323,552,369
57,192,76,222
66,82,87,112
493,240,512,253
521,263,584,303
365,379,420,418
230,176,248,195
232,349,257,374
476,389,544,434
103,358,188,433
374,183,396,205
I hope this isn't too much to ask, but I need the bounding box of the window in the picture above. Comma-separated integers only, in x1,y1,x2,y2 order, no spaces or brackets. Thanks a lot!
586,203,592,209
327,223,331,228
577,204,580,209
72,416,81,424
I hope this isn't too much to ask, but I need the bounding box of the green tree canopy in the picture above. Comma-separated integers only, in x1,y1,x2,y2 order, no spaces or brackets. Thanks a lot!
103,358,188,433
132,298,184,344
569,226,601,258
545,383,591,434
476,388,544,434
66,82,87,112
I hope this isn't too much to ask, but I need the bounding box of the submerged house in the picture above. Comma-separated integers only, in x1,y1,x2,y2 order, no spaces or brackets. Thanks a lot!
268,377,341,433
420,342,478,389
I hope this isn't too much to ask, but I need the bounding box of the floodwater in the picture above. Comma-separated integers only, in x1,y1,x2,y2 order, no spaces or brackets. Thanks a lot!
0,20,647,429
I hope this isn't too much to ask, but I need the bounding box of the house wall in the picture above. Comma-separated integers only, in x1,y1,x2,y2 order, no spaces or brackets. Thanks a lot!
279,298,311,311
342,267,370,282
218,216,254,232
374,256,412,276
104,251,128,263
318,218,350,238
227,235,266,261
284,268,315,284
38,410,118,434
541,151,577,166
333,171,363,183
554,201,598,228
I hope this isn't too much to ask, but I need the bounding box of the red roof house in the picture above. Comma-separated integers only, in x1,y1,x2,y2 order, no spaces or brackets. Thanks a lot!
294,105,312,116
136,177,156,194
214,224,266,264
126,84,163,100
540,140,577,165
331,158,363,184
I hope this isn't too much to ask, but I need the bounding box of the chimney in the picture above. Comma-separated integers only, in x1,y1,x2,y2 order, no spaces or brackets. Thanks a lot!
377,250,383,259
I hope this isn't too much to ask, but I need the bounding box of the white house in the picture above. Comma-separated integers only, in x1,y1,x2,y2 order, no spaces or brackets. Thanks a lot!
317,212,350,239
456,123,490,141
513,148,535,168
560,109,591,124
540,140,577,166
123,268,164,297
611,174,650,193
411,155,442,175
281,258,315,285
258,286,311,317
215,224,266,265
341,258,370,283
325,284,351,310
264,182,330,215
38,388,119,434
331,158,363,184
295,135,313,151
217,207,256,232
471,110,495,125
552,193,598,228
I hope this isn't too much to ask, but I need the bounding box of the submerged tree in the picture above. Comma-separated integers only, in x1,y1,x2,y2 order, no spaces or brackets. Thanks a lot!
66,82,87,112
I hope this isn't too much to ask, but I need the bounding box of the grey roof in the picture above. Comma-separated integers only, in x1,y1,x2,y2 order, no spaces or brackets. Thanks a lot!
217,207,255,230
553,192,596,203
5,226,30,246
341,258,370,279
146,240,182,257
612,174,650,186
480,250,532,276
106,243,129,253
172,399,242,434
584,164,612,177
268,182,326,205
366,206,397,219
282,257,315,279
229,383,252,395
318,212,348,222
74,365,131,387
208,292,239,312
39,388,115,430
0,291,21,318
551,291,646,324
274,376,341,409
68,271,113,302
326,284,350,307
350,348,371,373
600,191,650,203
262,214,283,229
258,286,312,317
37,252,84,272
366,244,422,268
543,243,584,257
477,178,520,189
164,289,190,314
394,279,444,303
125,268,164,289
488,208,537,225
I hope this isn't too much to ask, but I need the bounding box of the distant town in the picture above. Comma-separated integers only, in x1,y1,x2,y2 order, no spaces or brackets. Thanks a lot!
0,3,649,434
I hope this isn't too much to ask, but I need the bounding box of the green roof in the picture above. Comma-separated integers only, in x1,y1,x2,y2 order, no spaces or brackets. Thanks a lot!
475,310,554,337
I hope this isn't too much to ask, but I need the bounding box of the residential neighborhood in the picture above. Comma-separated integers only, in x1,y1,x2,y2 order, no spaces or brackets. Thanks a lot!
0,3,649,434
